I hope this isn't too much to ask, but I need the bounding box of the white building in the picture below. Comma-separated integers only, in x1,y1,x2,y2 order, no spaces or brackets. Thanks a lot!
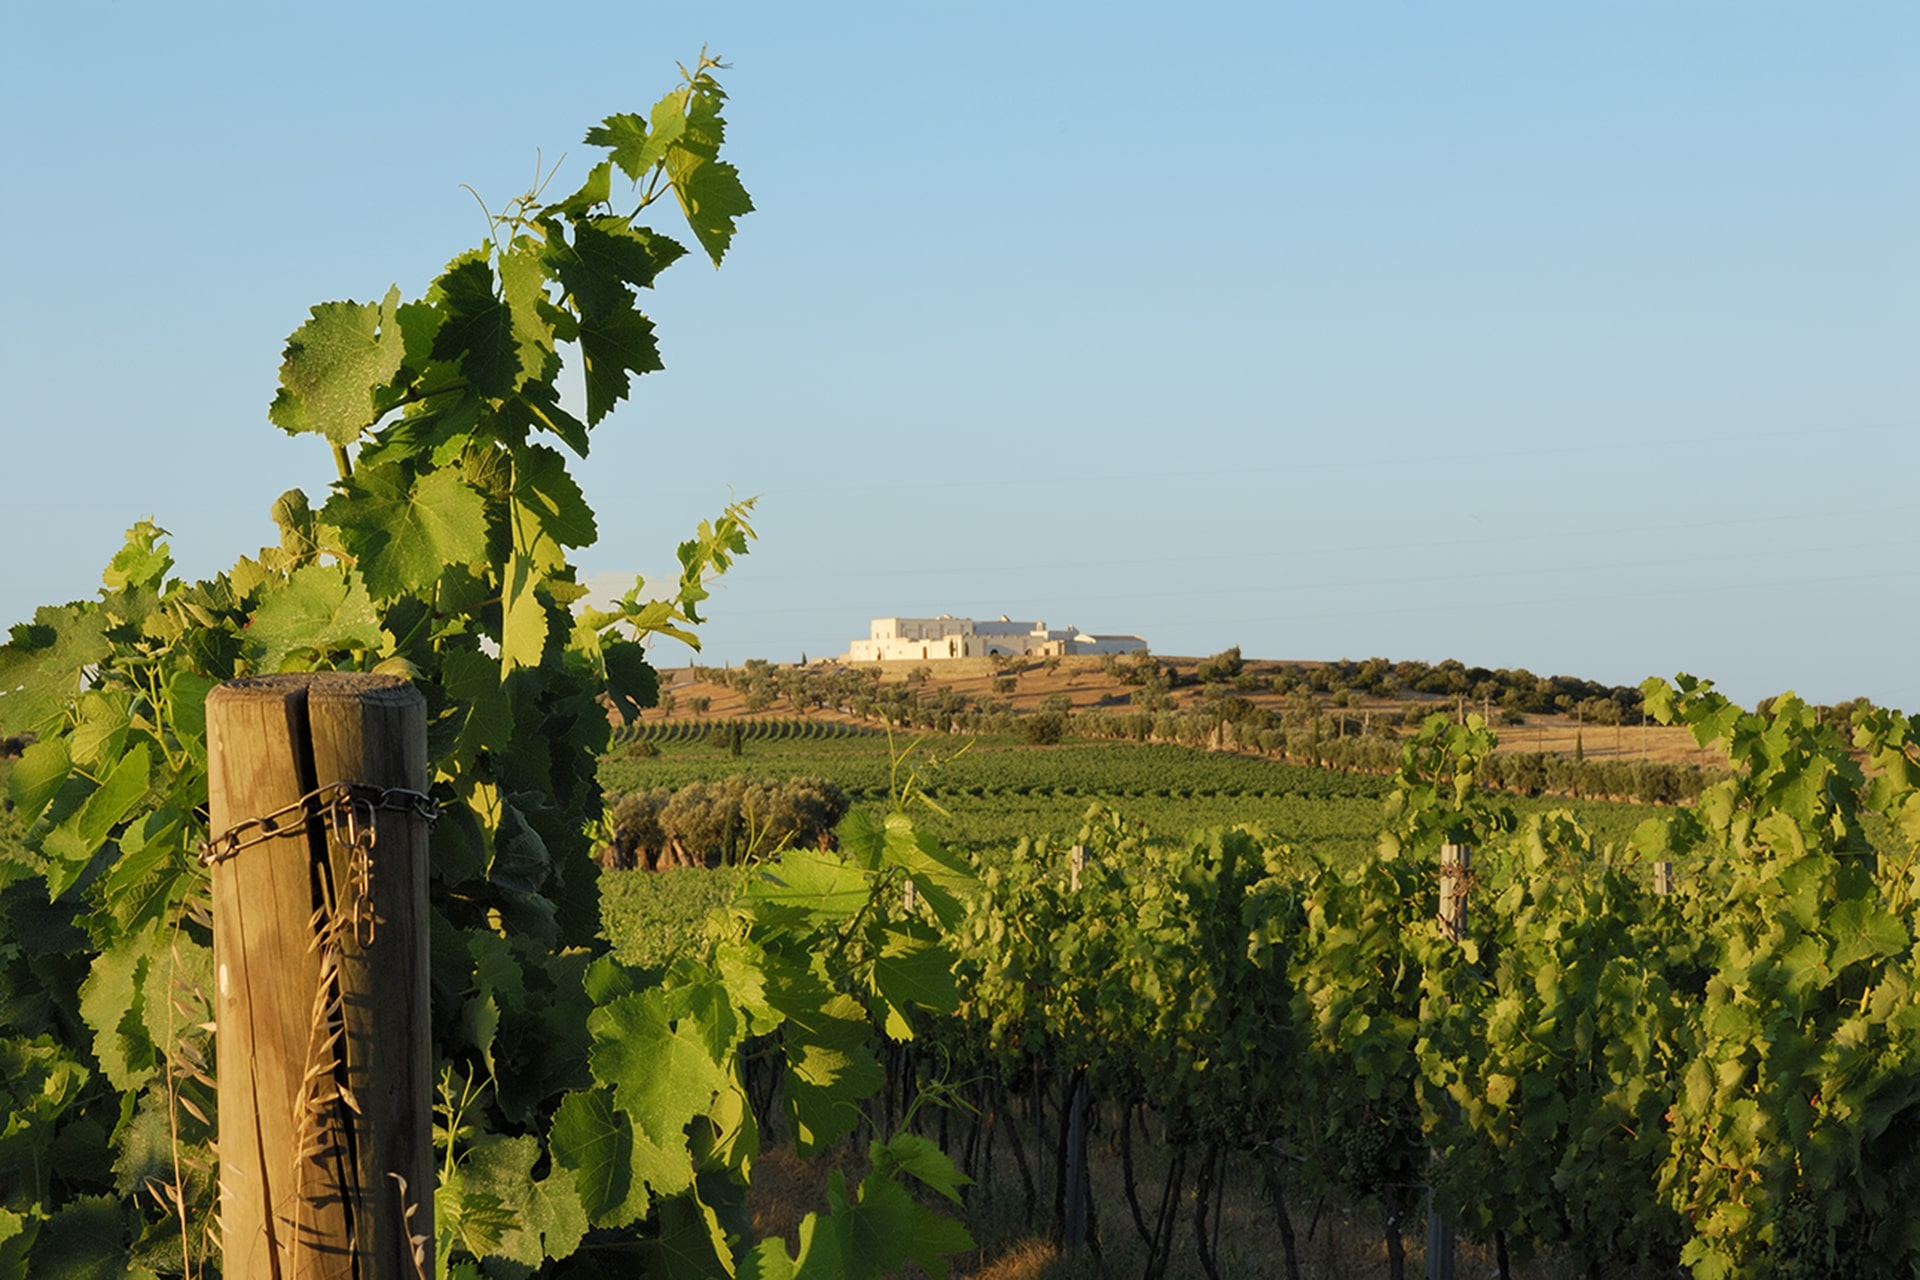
844,615,1147,662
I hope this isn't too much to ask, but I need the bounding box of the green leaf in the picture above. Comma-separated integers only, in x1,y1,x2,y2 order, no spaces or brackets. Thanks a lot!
444,1135,544,1268
881,816,974,930
739,1237,799,1280
520,1163,589,1267
651,1189,732,1280
1778,933,1829,995
872,925,959,1035
96,807,191,932
869,1133,969,1206
513,445,598,559
588,990,729,1152
164,668,215,744
242,563,382,672
499,553,549,675
31,1195,126,1280
578,298,662,425
42,740,152,897
6,736,71,827
776,992,882,1154
268,285,406,444
78,740,150,850
584,112,653,182
839,1172,917,1277
440,647,514,769
430,252,519,399
78,928,154,1092
749,849,871,922
503,384,591,457
1829,899,1909,972
499,241,559,386
551,159,613,217
551,1088,650,1227
668,153,754,269
491,796,553,894
319,462,490,600
0,602,111,736
0,1207,36,1276
665,82,753,266
102,520,173,592
68,691,131,772
601,639,659,723
557,218,687,319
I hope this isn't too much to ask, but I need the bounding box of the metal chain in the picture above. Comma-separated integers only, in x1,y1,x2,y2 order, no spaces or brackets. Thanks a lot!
199,782,441,946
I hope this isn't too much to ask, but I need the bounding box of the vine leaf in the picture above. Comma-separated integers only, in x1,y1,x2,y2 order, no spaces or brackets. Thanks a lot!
774,992,882,1155
666,82,753,267
551,1089,650,1227
551,159,613,218
871,926,959,1039
102,520,174,592
431,253,520,399
320,463,489,600
588,990,728,1157
268,285,406,444
5,738,72,828
498,553,549,675
513,446,598,562
242,564,382,672
578,299,662,425
870,1133,969,1206
0,604,112,737
1828,900,1909,972
556,219,686,319
77,931,153,1092
584,112,656,182
499,242,560,387
440,648,514,770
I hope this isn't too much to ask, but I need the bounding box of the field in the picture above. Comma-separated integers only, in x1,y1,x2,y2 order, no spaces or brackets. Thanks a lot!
599,731,1665,869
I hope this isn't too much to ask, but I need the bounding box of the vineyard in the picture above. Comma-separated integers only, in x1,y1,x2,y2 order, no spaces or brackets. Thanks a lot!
601,734,1663,868
599,701,1920,1280
612,717,886,747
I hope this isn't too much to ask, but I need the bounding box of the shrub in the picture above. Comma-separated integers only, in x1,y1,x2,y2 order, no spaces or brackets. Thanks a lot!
1021,711,1068,745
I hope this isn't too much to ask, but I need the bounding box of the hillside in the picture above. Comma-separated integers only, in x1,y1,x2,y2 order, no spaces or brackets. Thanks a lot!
631,651,1735,769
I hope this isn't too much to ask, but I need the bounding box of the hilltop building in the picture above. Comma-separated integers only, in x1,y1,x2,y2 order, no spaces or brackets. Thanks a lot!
844,616,1147,663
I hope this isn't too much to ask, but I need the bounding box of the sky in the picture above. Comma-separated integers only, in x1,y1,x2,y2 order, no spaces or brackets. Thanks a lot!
3,3,1915,711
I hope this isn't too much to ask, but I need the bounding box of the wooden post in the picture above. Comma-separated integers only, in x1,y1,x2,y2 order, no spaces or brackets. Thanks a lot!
1428,842,1469,1280
206,673,432,1279
1062,1072,1089,1255
1654,861,1674,896
1437,843,1470,943
1068,844,1087,892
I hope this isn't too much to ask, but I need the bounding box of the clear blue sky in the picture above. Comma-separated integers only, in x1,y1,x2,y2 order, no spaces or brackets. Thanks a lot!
3,3,1915,711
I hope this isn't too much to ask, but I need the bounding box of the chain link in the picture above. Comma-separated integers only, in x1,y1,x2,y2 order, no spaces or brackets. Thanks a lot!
199,782,440,946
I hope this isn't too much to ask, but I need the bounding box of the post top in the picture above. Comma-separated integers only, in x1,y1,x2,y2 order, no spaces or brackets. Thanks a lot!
207,671,423,709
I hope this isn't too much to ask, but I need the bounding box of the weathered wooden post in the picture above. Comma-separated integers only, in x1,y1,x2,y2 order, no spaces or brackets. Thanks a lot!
1437,843,1469,943
1654,861,1674,897
1062,842,1091,1254
204,673,434,1279
1427,842,1470,1280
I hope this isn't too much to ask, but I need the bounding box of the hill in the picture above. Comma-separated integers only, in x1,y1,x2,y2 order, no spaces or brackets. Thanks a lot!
630,650,1737,769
